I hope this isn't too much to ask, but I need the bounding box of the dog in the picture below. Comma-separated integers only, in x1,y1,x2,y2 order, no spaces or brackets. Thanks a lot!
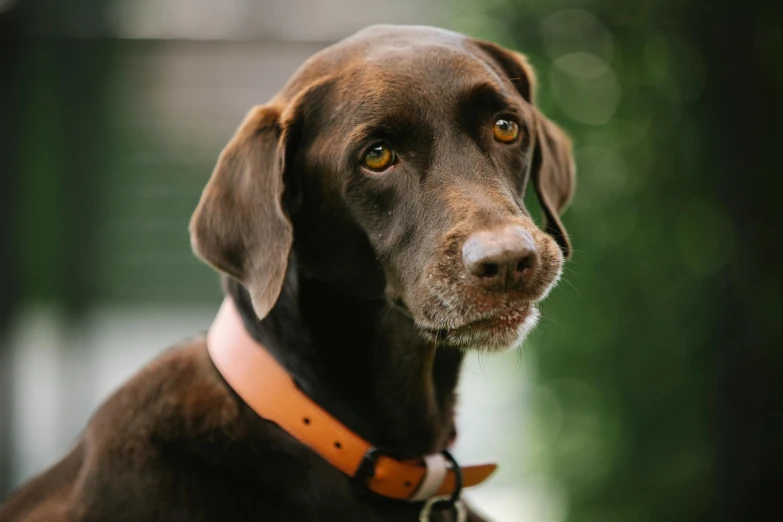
0,25,575,522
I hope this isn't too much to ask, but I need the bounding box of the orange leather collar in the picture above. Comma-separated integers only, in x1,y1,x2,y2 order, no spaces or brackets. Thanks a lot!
207,298,497,501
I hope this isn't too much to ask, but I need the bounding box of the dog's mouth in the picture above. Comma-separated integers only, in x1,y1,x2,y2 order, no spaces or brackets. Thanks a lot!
440,304,533,334
393,296,539,351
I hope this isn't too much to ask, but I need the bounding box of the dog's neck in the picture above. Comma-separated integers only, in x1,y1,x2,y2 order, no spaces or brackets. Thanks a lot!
224,268,464,457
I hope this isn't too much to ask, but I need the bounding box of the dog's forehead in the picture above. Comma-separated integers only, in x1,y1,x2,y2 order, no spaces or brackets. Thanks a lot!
282,25,503,103
346,48,498,104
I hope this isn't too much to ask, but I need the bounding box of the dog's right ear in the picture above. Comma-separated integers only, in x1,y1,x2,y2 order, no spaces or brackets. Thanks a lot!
472,39,575,258
190,105,293,320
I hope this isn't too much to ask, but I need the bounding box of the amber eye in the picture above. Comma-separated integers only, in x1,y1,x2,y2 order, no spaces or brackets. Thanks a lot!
493,119,519,143
363,144,395,171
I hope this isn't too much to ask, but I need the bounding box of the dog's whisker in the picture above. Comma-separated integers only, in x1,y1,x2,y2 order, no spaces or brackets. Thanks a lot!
558,276,581,297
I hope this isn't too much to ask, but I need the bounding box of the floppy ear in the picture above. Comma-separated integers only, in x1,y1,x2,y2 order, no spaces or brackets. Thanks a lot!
530,113,575,257
472,40,576,258
190,105,294,319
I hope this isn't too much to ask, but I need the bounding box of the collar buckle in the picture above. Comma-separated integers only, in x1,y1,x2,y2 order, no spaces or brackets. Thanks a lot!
353,446,396,489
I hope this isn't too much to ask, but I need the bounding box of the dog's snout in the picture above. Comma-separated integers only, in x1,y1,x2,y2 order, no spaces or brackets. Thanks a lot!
461,226,539,290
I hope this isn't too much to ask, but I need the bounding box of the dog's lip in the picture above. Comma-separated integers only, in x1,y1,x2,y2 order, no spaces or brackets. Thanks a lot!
417,303,533,334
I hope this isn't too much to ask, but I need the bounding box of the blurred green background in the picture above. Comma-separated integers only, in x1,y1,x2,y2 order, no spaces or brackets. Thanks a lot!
1,0,781,521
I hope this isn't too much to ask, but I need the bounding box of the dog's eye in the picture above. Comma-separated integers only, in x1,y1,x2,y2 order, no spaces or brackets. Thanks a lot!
493,119,519,143
363,144,395,171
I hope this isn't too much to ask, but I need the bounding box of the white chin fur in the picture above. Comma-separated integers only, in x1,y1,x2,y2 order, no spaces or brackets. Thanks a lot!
433,305,541,352
484,305,541,352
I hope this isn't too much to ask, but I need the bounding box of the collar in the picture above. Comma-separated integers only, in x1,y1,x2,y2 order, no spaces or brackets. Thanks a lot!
207,298,497,502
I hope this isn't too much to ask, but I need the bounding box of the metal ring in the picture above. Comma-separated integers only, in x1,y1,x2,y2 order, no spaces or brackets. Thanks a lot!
419,495,467,522
440,449,463,506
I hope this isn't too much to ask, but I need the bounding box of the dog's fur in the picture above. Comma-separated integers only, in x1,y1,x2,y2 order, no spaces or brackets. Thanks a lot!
0,25,575,522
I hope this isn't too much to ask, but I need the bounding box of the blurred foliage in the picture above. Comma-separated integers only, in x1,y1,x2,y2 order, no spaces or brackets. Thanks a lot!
452,1,783,521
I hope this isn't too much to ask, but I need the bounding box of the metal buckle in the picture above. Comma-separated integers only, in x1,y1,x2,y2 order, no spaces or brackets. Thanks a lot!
353,446,383,486
353,446,401,490
418,450,465,521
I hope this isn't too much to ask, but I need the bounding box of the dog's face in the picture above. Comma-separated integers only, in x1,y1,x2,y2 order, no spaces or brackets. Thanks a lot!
191,26,575,351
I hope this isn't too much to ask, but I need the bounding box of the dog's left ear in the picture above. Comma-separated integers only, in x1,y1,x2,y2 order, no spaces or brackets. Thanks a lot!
472,40,576,258
190,104,294,319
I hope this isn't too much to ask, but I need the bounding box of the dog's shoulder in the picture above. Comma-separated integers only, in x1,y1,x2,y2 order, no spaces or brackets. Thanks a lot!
86,337,242,447
0,339,251,522
66,339,370,520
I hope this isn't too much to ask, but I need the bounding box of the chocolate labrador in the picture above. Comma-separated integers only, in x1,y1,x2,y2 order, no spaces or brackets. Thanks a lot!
0,25,575,522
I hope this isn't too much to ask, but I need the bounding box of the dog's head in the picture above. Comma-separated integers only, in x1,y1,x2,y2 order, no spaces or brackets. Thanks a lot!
191,25,575,351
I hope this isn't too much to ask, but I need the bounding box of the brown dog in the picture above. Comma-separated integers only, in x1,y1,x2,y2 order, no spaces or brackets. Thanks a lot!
0,25,574,522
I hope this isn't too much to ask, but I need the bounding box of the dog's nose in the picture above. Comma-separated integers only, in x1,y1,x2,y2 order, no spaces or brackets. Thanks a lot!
462,226,539,290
